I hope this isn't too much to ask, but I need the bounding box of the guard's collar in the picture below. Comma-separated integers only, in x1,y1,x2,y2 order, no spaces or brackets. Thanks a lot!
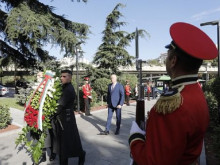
172,74,198,88
62,82,71,88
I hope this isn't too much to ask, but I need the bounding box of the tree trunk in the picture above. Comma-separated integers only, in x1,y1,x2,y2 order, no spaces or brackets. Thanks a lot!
14,62,17,87
101,95,103,106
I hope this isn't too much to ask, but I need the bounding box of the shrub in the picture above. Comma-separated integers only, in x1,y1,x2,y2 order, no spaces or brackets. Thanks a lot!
212,77,220,104
0,104,11,129
92,78,111,105
15,82,34,105
204,78,220,159
204,91,219,125
213,125,220,156
91,90,98,107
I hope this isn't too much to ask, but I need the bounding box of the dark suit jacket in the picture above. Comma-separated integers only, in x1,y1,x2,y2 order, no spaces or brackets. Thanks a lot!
107,82,124,108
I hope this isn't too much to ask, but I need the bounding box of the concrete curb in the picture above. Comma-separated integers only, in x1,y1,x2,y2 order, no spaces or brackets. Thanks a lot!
0,127,22,138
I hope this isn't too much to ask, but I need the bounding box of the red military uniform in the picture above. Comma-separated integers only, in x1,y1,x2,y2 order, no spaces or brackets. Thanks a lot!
129,22,219,165
125,83,131,106
82,77,92,116
82,84,92,99
129,75,209,165
125,84,131,96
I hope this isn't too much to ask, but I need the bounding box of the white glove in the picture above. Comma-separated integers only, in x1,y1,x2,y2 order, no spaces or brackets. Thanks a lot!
129,158,134,165
130,121,146,135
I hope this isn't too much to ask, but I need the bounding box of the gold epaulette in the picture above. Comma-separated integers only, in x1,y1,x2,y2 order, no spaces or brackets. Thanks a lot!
155,86,184,115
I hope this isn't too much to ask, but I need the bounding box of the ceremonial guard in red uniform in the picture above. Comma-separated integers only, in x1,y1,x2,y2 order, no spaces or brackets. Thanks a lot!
129,22,218,165
82,77,92,116
125,80,131,106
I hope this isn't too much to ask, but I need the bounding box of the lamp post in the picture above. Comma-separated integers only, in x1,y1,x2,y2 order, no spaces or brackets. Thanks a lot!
201,21,220,125
200,20,220,77
75,42,83,113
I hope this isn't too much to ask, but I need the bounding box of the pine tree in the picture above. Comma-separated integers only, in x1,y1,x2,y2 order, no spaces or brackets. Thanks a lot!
0,0,90,69
93,3,149,76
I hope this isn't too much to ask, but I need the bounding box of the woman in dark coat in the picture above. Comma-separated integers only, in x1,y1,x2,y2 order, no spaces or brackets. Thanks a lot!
53,70,86,165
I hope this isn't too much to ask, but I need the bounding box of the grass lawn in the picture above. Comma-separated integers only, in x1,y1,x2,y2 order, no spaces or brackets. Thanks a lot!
0,97,24,110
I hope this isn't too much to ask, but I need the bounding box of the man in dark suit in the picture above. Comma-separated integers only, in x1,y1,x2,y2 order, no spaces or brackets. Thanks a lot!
53,70,86,165
100,74,124,135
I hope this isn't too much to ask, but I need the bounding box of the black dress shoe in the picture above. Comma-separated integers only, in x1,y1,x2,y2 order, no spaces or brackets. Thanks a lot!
78,150,86,165
49,153,56,161
85,113,92,116
99,130,109,135
115,130,120,135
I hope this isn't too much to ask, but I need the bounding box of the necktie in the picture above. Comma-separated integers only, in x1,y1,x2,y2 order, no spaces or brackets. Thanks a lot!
111,84,115,91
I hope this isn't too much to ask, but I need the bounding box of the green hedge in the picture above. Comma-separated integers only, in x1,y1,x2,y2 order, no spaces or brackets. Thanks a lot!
204,91,219,125
204,77,220,157
15,82,34,105
0,104,12,129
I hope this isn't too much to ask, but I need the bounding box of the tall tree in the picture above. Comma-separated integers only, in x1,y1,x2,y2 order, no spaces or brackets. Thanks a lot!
0,0,90,69
93,3,149,76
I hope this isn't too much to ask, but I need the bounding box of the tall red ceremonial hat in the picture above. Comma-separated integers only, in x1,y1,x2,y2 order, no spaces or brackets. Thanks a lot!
84,77,89,81
165,22,218,60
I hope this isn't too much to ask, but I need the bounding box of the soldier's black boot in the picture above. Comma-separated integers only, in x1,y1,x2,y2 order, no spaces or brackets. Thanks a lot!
78,150,86,165
49,153,56,161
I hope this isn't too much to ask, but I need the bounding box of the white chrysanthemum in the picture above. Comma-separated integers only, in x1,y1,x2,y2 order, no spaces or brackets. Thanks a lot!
47,91,53,98
38,87,43,92
51,78,55,87
48,85,56,92
32,86,38,90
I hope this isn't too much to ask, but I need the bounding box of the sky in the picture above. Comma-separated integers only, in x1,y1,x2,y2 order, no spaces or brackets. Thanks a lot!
39,0,220,62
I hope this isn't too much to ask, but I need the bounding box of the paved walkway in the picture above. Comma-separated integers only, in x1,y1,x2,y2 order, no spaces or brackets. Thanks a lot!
0,98,207,165
0,99,157,165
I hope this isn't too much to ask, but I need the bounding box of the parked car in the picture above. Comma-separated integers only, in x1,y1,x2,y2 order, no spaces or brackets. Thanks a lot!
155,87,163,97
144,86,162,98
0,85,9,96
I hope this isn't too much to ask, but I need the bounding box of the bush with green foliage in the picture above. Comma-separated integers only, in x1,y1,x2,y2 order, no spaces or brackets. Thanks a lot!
204,77,220,158
0,104,11,129
15,82,34,105
211,77,220,104
204,91,219,125
90,90,98,107
92,78,111,105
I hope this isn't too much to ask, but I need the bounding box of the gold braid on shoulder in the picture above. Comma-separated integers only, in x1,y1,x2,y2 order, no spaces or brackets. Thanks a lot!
155,86,184,115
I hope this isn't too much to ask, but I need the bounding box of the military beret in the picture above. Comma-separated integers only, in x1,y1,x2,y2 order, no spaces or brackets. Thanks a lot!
84,77,89,81
165,22,218,60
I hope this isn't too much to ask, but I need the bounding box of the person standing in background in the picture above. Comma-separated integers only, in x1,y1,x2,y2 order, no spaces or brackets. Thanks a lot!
125,80,131,106
151,81,156,99
82,77,92,116
146,82,151,101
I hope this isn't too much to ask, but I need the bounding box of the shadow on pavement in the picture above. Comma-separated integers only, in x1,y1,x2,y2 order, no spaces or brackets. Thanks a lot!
0,144,13,164
80,114,105,133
